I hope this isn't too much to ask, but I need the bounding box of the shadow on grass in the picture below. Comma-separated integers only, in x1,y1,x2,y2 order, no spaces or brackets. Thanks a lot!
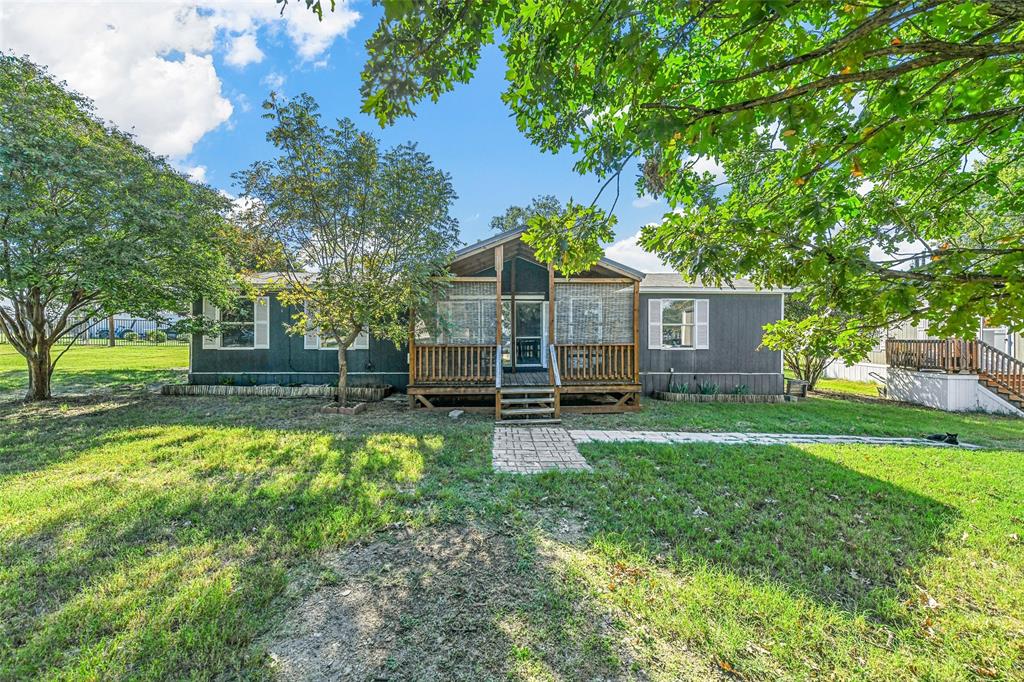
0,367,185,397
0,409,443,679
526,441,958,615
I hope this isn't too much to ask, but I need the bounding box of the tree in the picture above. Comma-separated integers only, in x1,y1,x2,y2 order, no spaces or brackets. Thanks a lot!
0,54,236,401
761,298,876,390
234,93,458,405
292,0,1024,338
489,194,562,232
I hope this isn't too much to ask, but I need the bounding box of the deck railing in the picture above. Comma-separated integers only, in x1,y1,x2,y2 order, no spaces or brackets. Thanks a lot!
976,340,1024,397
555,343,635,383
413,344,497,384
886,339,977,373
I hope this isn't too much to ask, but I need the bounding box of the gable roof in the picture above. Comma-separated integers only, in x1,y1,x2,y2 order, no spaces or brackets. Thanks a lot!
452,228,644,280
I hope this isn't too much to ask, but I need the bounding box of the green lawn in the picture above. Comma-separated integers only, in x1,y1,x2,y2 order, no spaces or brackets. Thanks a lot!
2,349,1023,679
0,344,188,398
815,376,881,397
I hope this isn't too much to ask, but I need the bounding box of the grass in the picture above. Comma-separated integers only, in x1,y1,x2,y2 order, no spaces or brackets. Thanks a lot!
2,348,1023,679
0,343,188,398
815,376,881,397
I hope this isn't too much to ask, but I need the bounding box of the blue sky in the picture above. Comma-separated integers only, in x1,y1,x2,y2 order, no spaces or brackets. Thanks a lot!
2,0,672,268
193,5,669,248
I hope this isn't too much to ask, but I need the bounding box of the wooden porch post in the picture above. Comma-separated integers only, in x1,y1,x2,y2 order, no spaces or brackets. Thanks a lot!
632,280,640,384
495,245,503,419
547,263,555,383
407,308,416,408
548,263,559,417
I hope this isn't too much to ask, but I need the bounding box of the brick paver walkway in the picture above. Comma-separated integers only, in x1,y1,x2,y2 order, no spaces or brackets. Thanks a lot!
492,427,973,474
492,427,591,474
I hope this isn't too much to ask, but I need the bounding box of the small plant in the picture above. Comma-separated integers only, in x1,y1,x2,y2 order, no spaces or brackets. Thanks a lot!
219,376,235,386
145,329,167,343
669,381,690,394
732,383,750,395
697,381,718,395
122,330,139,342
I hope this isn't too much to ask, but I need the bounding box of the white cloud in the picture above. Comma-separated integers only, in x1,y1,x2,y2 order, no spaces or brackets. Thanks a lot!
689,155,726,182
225,32,264,68
185,165,208,183
0,1,359,158
262,71,286,91
605,229,671,273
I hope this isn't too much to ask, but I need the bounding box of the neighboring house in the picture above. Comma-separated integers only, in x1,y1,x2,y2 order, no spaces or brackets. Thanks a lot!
827,319,1024,384
827,319,1024,416
189,229,787,419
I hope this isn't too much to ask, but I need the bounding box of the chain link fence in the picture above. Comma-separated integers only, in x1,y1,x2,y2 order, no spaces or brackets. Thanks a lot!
0,317,190,347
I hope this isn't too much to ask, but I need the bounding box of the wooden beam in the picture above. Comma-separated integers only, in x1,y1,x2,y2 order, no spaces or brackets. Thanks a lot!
632,280,640,384
548,262,556,385
554,277,635,284
407,308,416,385
495,244,504,351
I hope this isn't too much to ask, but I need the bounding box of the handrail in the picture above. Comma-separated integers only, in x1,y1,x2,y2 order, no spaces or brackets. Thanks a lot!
495,343,502,389
548,344,562,388
976,339,1024,399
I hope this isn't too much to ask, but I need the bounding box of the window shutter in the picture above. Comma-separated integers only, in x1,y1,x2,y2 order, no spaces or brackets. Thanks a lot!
648,299,662,350
202,298,219,349
254,297,270,349
303,302,319,349
695,299,710,349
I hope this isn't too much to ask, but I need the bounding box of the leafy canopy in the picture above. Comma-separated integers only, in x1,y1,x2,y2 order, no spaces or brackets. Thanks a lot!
0,54,236,399
489,194,563,232
761,298,876,390
331,0,1024,337
233,93,458,398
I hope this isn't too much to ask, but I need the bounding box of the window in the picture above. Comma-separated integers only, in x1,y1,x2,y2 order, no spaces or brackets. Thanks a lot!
319,330,369,350
220,298,256,348
648,298,709,350
661,299,694,348
203,296,270,350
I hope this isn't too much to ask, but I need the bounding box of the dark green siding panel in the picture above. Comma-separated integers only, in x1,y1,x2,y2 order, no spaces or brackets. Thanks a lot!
190,295,410,388
639,293,784,394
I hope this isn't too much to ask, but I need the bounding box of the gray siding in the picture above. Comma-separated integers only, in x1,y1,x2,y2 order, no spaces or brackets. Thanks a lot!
640,292,783,394
189,295,410,388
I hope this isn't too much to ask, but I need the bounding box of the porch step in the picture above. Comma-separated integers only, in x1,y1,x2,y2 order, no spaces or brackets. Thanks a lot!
500,386,555,394
501,396,554,405
496,418,562,425
501,407,555,416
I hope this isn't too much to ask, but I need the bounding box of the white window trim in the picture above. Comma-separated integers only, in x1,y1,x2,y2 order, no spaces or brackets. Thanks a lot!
318,330,369,351
203,296,269,350
648,298,709,350
303,301,370,351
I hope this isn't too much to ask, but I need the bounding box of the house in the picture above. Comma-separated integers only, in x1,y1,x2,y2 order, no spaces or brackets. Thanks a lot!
188,229,787,419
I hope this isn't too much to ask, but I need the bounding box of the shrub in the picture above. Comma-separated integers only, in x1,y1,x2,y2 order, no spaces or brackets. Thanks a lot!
669,381,690,394
145,330,167,343
732,384,751,395
122,330,139,342
697,381,719,395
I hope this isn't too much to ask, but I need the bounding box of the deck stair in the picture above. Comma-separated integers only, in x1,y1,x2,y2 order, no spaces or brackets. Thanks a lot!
497,386,560,424
976,340,1024,411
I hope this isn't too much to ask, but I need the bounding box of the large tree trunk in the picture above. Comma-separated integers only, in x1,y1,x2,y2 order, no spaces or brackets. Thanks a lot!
26,350,52,401
337,345,348,405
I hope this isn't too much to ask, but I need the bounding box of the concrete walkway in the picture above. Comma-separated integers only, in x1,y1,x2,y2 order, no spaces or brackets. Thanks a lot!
492,427,973,474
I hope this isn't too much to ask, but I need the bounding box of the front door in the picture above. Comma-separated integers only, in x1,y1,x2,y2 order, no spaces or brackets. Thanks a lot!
515,300,546,368
501,299,547,369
